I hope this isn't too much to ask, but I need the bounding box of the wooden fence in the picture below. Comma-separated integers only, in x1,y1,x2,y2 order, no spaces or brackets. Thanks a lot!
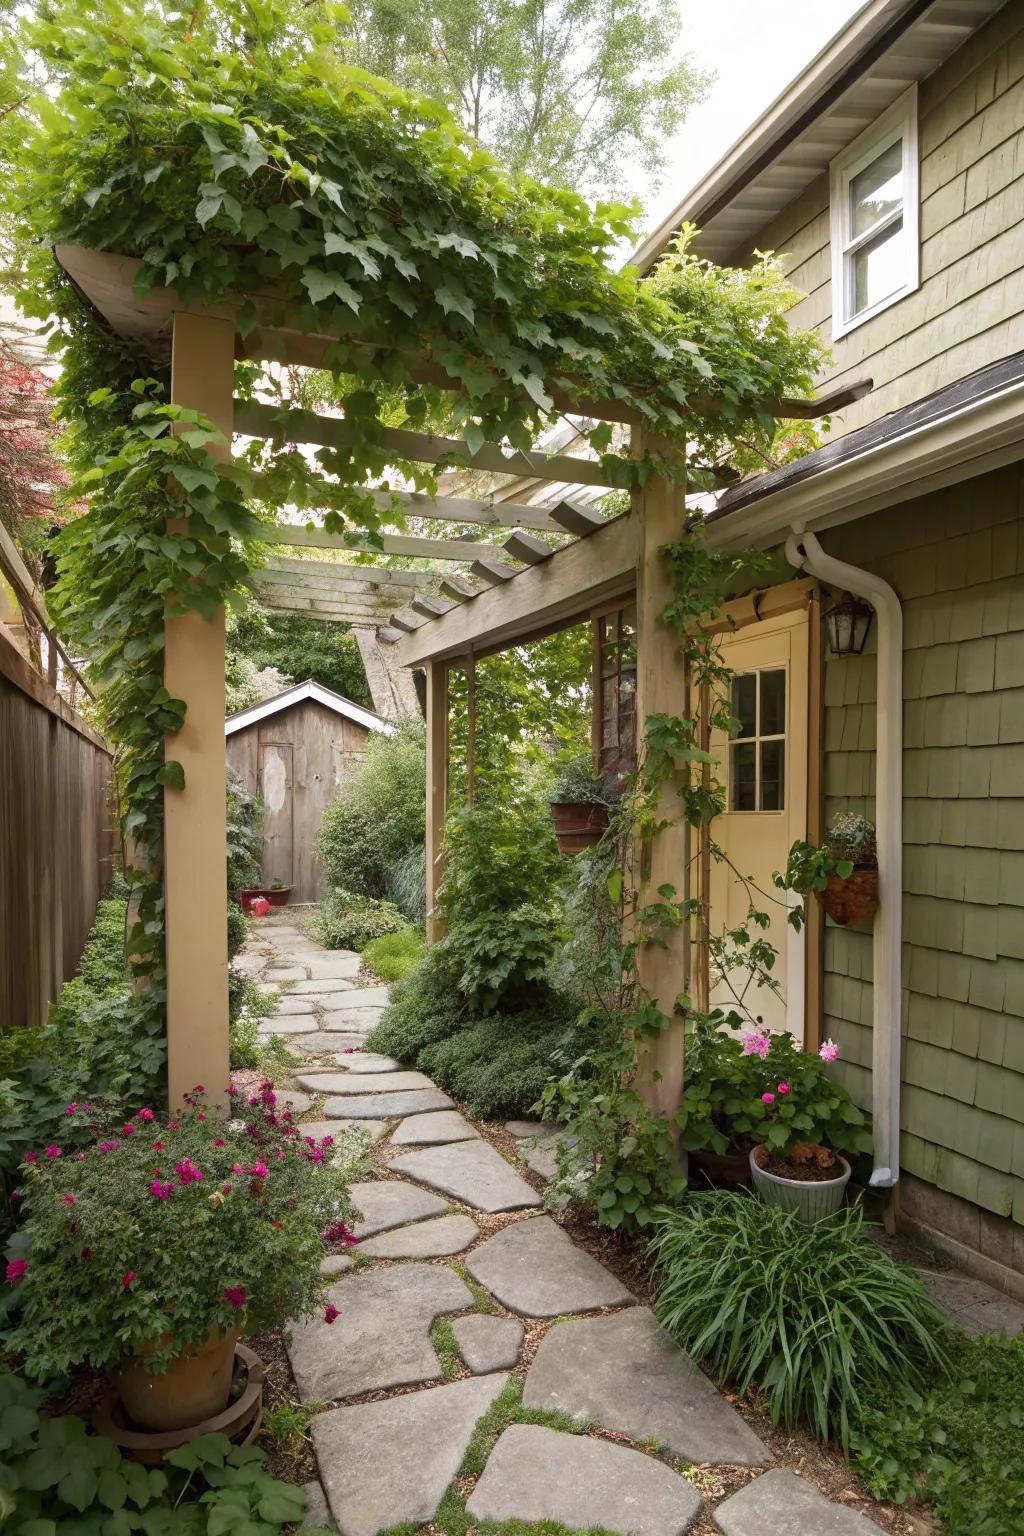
0,625,116,1034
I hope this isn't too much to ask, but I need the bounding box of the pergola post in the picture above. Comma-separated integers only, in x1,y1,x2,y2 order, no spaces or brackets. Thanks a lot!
632,430,689,1128
165,311,234,1106
425,659,449,944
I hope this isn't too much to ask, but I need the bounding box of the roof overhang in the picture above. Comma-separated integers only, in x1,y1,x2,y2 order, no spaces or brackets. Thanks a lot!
631,0,1010,270
225,679,395,736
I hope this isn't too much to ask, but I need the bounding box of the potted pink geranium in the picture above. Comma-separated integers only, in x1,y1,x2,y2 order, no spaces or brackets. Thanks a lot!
5,1086,360,1431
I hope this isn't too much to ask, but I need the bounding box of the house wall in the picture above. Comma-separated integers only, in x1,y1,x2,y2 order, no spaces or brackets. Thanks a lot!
226,699,371,902
816,462,1024,1276
735,4,1024,441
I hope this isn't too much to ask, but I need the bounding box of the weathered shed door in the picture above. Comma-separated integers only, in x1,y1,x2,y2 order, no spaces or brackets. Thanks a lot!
259,742,294,888
708,609,809,1041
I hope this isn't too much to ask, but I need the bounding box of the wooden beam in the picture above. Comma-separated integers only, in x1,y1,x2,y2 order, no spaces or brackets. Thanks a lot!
632,430,688,1133
549,498,609,536
258,557,422,591
425,660,448,944
440,574,477,601
255,591,400,623
470,559,516,585
504,529,556,564
466,650,476,807
248,482,567,533
394,513,638,667
412,594,455,618
234,401,615,488
166,310,232,1108
389,612,422,633
701,576,818,634
270,523,510,562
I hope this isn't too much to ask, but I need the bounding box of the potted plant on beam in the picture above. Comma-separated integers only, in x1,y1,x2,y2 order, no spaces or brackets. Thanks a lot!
777,812,878,927
6,1086,359,1434
548,754,621,854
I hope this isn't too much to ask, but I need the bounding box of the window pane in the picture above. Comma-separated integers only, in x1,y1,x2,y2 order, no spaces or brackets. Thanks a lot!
850,140,902,238
731,674,756,737
761,740,785,811
851,217,905,315
730,741,756,811
759,669,786,737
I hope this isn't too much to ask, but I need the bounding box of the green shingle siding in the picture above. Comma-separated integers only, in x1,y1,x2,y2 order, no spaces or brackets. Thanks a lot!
818,467,1024,1223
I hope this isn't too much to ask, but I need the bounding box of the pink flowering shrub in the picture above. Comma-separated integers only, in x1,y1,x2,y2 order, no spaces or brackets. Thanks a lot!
6,1087,363,1381
678,1019,872,1162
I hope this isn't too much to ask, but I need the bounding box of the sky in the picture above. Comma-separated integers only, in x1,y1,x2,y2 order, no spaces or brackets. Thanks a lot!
636,0,867,238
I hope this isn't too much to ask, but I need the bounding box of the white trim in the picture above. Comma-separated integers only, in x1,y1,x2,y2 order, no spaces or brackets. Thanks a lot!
224,679,396,737
829,86,919,340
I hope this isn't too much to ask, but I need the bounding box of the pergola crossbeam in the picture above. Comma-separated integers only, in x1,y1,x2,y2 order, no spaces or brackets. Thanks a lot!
470,559,517,585
269,523,516,562
504,529,555,564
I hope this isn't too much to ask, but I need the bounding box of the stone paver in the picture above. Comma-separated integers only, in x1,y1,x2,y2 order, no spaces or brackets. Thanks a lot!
524,1309,770,1466
324,1088,453,1119
266,965,308,981
349,1179,449,1237
322,1010,387,1033
297,1070,434,1095
321,1254,356,1277
452,1314,523,1373
300,1118,386,1144
300,1480,336,1532
466,1215,633,1316
390,1110,480,1146
270,993,327,1016
312,1374,508,1536
258,1015,319,1034
279,1090,315,1115
335,986,391,1008
306,956,363,979
919,1270,1024,1337
288,1263,471,1400
360,1213,479,1259
505,1119,551,1138
328,1052,401,1074
392,1139,542,1213
291,977,359,996
518,1137,560,1180
713,1470,884,1535
467,1424,701,1536
294,1034,368,1053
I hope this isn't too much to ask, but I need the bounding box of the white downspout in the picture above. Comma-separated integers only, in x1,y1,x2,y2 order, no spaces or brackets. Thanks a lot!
785,529,903,1190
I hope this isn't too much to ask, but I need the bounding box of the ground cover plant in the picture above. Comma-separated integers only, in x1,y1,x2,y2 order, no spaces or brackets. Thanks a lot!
648,1192,953,1449
313,889,407,951
362,926,426,982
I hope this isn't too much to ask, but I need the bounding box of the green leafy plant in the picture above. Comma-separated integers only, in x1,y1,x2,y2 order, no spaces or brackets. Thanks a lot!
649,1194,952,1447
6,1085,360,1381
261,1395,324,1457
548,753,622,806
0,1373,312,1533
440,901,562,1013
677,1020,871,1162
313,889,407,951
227,609,370,708
825,813,877,867
316,720,426,914
362,926,427,982
227,769,264,894
775,814,876,916
851,1331,1024,1535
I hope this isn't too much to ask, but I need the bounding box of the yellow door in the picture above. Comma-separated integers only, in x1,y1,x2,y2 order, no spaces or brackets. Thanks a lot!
708,609,808,1042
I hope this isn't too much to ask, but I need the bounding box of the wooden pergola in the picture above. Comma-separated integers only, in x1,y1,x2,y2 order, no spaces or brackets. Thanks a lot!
56,242,862,1112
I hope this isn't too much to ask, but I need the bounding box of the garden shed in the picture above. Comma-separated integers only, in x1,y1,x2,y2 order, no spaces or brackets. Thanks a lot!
225,680,394,902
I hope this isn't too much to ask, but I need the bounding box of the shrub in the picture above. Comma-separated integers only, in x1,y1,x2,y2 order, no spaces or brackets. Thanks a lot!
227,898,248,959
226,769,263,893
649,1194,952,1447
313,889,406,951
7,1086,360,1380
851,1331,1024,1535
316,719,425,902
362,926,426,983
383,844,427,924
440,900,562,1013
47,884,131,1035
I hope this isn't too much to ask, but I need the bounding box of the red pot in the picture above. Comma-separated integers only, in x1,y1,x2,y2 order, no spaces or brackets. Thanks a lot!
821,867,878,926
241,887,292,913
550,801,609,854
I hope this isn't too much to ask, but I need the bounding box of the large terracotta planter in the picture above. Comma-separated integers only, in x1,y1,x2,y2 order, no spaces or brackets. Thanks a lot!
749,1147,851,1221
821,866,878,926
115,1326,241,1432
550,800,609,854
241,885,292,913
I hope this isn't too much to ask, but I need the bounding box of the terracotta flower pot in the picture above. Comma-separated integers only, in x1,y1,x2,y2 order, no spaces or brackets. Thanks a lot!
241,886,292,913
821,866,878,926
550,800,609,854
115,1326,241,1432
749,1147,851,1221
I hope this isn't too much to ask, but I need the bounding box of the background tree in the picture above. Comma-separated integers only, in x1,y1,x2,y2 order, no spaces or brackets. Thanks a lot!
342,0,711,198
225,610,372,709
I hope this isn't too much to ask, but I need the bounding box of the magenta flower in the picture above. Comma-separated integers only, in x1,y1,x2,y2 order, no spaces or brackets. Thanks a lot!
322,1221,358,1247
197,1112,207,1121
174,1158,203,1185
22,1151,37,1165
137,1107,154,1122
167,1120,180,1129
228,1084,239,1097
324,1304,340,1325
66,1102,78,1115
819,1039,841,1063
741,1030,771,1060
321,1136,334,1149
777,1082,791,1094
223,1182,233,1194
44,1145,62,1160
73,1152,86,1161
223,1285,247,1309
99,1141,118,1154
150,1180,174,1200
250,1161,270,1180
121,1124,135,1137
6,1259,28,1285
122,1271,136,1289
194,1085,206,1094
213,1138,226,1147
232,1163,244,1174
761,1092,775,1104
341,1048,355,1055
61,1194,77,1205
152,1140,166,1151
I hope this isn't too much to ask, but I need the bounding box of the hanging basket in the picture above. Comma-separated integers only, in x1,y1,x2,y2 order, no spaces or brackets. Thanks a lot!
821,866,878,926
550,800,609,854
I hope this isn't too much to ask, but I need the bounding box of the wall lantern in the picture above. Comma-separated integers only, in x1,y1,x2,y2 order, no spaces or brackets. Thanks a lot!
824,592,873,656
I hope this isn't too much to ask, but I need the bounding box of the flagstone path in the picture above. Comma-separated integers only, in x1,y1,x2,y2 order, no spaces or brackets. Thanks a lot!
241,914,887,1536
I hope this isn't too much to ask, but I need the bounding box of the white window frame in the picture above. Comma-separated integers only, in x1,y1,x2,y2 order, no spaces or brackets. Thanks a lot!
727,664,788,815
829,85,919,340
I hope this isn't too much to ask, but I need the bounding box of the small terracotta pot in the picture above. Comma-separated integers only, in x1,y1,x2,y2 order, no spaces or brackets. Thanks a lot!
115,1326,241,1432
821,866,878,926
550,801,609,854
688,1147,751,1190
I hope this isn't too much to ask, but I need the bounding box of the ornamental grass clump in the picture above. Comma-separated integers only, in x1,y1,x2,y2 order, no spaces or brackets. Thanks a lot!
6,1086,361,1382
648,1193,953,1448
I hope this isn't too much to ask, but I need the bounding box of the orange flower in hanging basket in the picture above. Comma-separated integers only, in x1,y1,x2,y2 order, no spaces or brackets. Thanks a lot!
821,866,878,926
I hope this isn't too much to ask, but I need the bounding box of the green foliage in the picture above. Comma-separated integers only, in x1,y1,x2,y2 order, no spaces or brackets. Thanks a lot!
47,883,132,1034
851,1332,1024,1535
677,1020,871,1161
548,752,620,805
345,0,710,198
261,1395,325,1456
774,839,853,899
227,899,248,960
316,720,426,913
383,846,428,926
227,770,264,894
362,926,426,982
0,1373,313,1533
648,1194,953,1449
825,812,876,866
228,975,282,1069
440,780,561,920
7,1089,359,1381
227,610,371,708
442,902,561,1013
313,889,407,950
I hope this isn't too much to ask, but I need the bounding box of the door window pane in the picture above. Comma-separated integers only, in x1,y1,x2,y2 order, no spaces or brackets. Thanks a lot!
761,740,785,811
727,666,786,811
731,674,756,737
850,141,902,237
730,742,756,811
759,669,786,736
